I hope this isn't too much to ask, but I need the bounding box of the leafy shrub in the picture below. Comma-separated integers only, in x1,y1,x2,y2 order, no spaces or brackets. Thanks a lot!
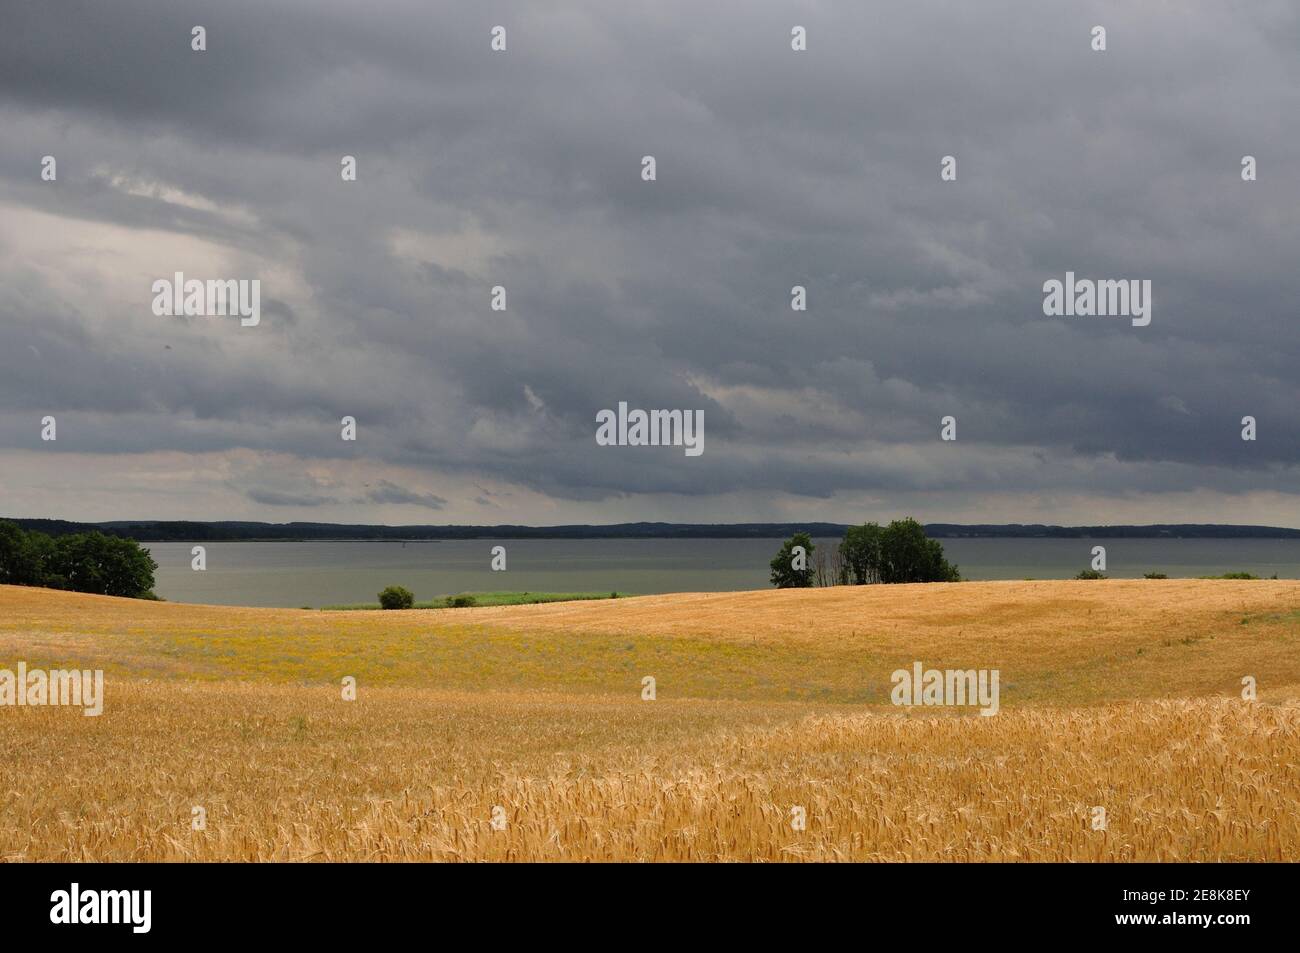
378,585,414,609
1075,569,1107,580
1143,572,1168,579
447,594,477,608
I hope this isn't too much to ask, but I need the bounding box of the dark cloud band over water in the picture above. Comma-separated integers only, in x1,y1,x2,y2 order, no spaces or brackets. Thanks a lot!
1,1,1296,525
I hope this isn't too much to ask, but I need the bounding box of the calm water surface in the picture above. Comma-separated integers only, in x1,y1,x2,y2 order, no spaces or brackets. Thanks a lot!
147,537,1300,607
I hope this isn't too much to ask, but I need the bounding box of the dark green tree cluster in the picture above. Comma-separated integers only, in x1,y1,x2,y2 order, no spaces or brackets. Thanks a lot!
0,520,158,598
769,532,816,588
771,518,959,588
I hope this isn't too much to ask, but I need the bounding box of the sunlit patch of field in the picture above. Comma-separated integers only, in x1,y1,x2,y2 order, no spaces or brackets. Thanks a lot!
2,685,1296,862
0,581,1298,861
2,580,1297,704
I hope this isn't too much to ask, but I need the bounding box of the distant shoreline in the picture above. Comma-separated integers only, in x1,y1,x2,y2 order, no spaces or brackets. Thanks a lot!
7,518,1300,542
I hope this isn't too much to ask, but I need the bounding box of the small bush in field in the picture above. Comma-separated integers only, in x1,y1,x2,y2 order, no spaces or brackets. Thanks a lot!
378,585,414,609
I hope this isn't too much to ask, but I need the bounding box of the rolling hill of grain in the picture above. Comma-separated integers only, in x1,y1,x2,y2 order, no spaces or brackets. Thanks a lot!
1,580,1298,861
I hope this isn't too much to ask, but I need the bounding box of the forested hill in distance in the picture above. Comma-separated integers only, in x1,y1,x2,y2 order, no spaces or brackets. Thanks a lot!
5,519,1300,541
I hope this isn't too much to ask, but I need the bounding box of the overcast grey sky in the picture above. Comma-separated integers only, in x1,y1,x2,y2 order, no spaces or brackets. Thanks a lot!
1,0,1297,526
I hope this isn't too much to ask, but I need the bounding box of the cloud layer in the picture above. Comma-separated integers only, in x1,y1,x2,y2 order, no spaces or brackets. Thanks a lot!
1,1,1297,525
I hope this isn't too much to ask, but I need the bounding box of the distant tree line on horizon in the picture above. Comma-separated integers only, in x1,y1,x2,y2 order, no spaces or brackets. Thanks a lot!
770,518,961,588
5,517,1298,542
0,520,158,599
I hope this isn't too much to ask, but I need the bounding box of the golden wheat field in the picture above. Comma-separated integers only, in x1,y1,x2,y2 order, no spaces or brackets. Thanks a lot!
1,579,1298,861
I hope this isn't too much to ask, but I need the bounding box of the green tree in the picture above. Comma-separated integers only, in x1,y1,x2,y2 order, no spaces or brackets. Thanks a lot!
839,522,884,584
769,532,816,588
878,518,960,583
47,532,157,597
20,530,58,587
0,520,33,585
0,522,156,597
378,585,415,609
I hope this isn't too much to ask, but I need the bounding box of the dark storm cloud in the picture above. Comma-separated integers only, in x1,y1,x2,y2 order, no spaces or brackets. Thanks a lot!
246,488,338,508
0,1,1297,519
361,481,447,510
